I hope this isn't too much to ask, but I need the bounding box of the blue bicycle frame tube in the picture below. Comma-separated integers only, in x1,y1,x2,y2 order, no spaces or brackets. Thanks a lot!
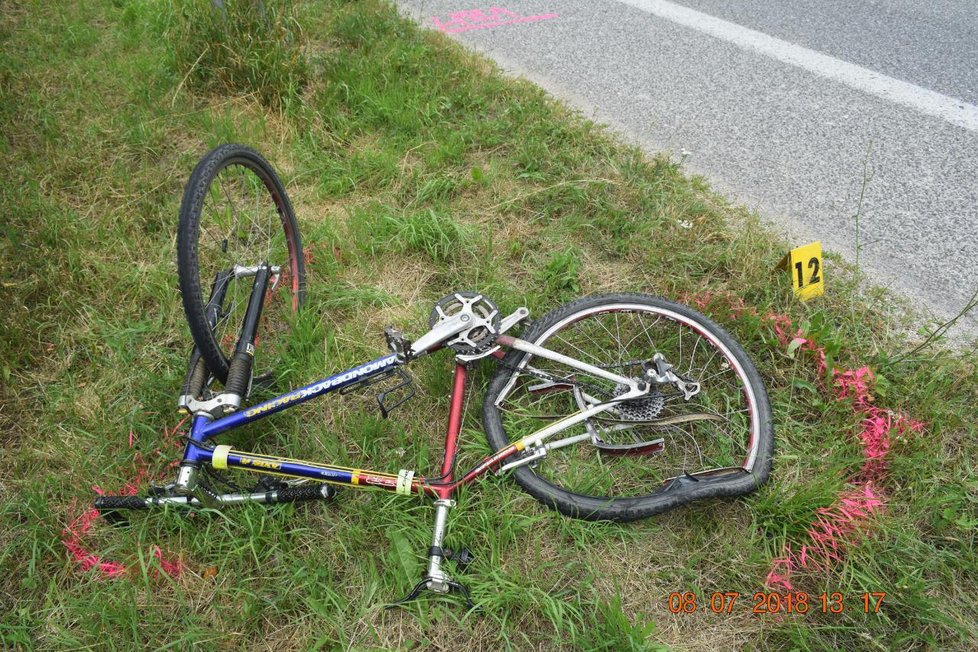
185,353,398,450
183,415,215,465
175,352,514,497
183,436,405,489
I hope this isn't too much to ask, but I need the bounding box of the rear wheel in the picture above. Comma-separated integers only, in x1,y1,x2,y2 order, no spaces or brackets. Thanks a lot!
482,293,773,521
177,144,305,385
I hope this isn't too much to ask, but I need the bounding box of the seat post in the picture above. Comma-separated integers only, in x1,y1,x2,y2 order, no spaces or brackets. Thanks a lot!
425,498,455,593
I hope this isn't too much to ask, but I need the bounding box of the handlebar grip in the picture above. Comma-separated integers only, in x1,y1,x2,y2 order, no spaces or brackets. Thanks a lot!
94,495,149,511
275,484,335,503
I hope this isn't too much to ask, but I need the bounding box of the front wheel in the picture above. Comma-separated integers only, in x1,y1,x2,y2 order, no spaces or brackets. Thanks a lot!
177,144,305,385
482,293,773,522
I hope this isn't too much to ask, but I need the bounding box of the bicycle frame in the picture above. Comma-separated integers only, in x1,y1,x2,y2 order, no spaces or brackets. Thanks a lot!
140,269,663,605
90,143,770,608
178,333,641,502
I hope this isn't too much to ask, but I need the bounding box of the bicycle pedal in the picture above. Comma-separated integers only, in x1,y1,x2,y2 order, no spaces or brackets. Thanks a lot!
384,326,413,362
450,547,475,573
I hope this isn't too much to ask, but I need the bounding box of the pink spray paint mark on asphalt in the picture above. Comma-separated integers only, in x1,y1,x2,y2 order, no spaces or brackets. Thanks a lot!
431,7,557,34
678,290,924,591
62,416,189,579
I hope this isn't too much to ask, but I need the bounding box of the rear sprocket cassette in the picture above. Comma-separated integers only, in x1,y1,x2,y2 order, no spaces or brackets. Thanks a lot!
611,384,665,420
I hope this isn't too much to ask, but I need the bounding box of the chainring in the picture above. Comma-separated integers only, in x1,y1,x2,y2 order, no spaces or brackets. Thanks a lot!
428,292,501,355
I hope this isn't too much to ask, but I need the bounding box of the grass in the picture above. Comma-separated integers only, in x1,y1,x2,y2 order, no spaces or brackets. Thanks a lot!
167,0,308,110
1,0,977,649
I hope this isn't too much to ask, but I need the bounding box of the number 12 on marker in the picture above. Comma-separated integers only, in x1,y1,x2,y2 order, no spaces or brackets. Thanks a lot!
788,241,824,300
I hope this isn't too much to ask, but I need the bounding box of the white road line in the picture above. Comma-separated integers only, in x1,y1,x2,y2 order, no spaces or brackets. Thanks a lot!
617,0,978,133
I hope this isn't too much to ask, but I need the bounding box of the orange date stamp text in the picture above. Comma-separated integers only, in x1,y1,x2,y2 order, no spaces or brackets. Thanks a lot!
666,591,886,615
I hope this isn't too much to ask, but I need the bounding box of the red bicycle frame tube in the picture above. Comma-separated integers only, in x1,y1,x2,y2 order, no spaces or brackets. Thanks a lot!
439,365,467,484
421,363,527,498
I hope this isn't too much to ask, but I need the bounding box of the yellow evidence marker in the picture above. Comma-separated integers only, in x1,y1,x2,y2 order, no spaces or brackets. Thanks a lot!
787,241,824,300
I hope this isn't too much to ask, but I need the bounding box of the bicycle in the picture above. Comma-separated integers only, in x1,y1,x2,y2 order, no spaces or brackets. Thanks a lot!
94,144,774,607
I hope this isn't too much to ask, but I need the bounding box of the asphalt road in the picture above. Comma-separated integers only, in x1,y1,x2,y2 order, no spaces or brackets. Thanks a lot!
395,0,978,338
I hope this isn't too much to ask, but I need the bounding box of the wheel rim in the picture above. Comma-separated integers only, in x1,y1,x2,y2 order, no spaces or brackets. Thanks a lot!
493,303,761,501
193,159,300,374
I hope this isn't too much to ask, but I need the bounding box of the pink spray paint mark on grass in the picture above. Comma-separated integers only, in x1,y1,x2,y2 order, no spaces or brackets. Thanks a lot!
431,7,557,34
62,507,129,578
678,290,924,591
763,306,923,590
62,416,189,579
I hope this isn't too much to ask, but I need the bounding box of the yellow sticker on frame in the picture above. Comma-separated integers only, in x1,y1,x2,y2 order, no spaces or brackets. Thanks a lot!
789,241,824,300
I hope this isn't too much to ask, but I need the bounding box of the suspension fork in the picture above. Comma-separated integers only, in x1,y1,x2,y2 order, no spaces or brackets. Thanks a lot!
179,269,233,407
174,267,271,501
